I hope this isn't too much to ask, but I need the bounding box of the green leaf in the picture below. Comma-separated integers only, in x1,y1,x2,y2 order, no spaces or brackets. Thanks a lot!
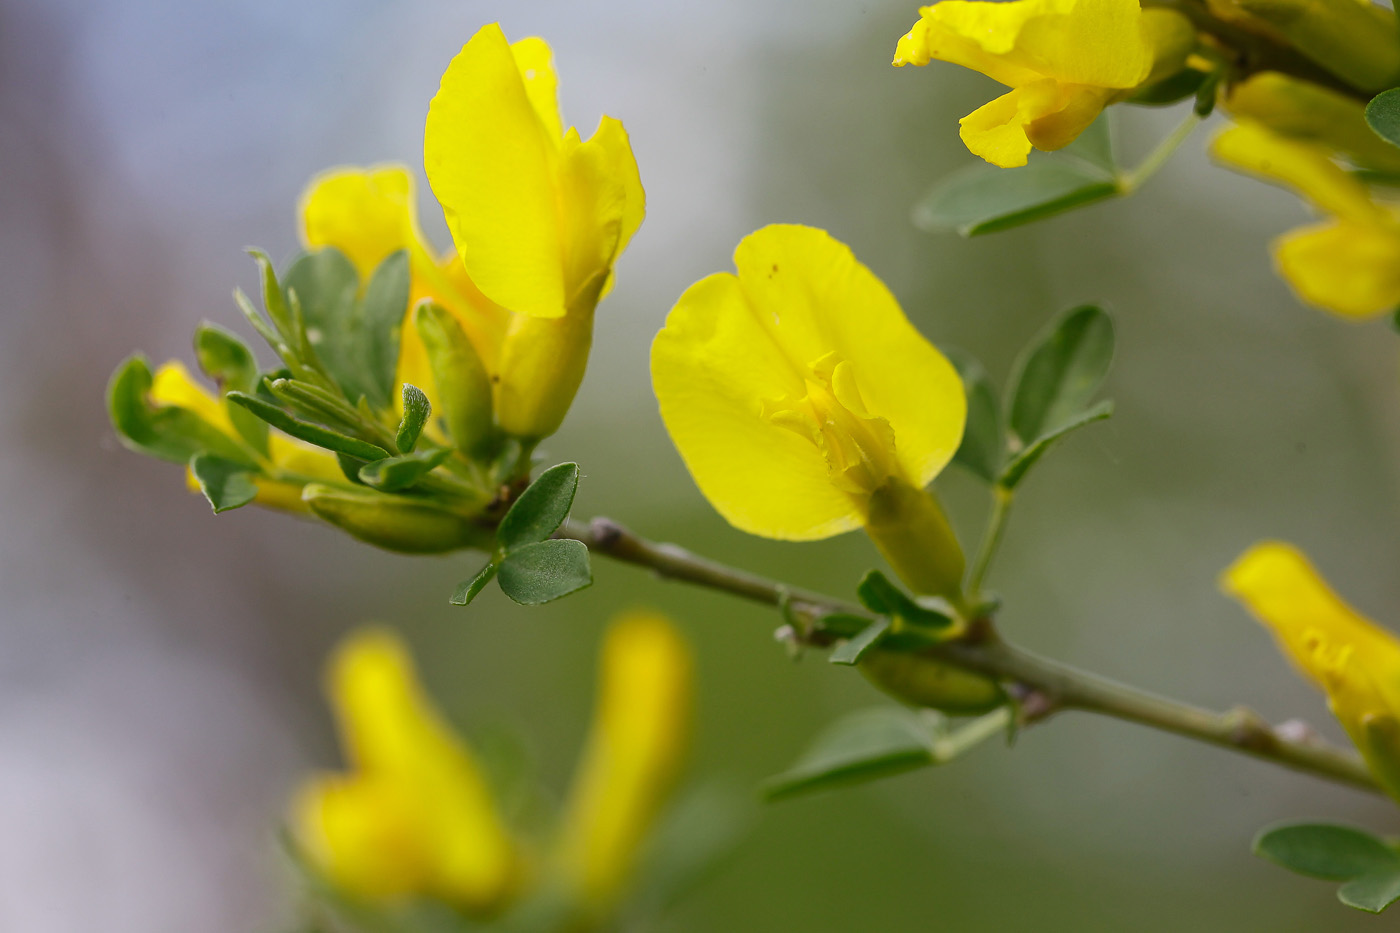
249,248,295,344
450,561,499,606
1367,88,1400,149
189,453,258,513
762,707,937,801
913,160,1119,238
396,384,431,453
999,400,1113,490
829,618,891,666
627,782,753,918
497,538,592,605
106,355,254,465
1194,68,1224,117
358,251,409,408
855,570,956,632
1007,304,1114,446
1063,113,1115,175
358,448,451,492
812,612,876,639
1339,868,1400,913
226,391,389,461
414,300,494,456
497,463,580,553
193,322,267,453
281,248,362,394
1254,823,1400,882
942,347,1003,482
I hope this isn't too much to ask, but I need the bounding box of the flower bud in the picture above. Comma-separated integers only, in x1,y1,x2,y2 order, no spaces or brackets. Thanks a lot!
1226,72,1400,172
1141,8,1197,87
493,272,604,441
863,478,965,606
859,651,1005,715
414,300,496,457
302,483,492,553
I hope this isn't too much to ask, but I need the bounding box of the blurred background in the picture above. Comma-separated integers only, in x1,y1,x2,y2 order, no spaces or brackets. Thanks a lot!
4,0,1400,929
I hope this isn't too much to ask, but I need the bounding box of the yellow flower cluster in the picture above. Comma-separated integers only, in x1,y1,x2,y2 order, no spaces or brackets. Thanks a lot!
295,612,692,919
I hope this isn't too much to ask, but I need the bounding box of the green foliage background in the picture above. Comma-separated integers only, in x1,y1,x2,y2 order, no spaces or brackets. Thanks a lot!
4,0,1400,928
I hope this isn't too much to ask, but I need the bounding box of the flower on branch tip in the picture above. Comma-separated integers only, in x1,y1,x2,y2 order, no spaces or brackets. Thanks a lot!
148,361,341,511
893,0,1194,168
1223,542,1400,801
1211,121,1400,319
292,614,693,920
651,224,966,543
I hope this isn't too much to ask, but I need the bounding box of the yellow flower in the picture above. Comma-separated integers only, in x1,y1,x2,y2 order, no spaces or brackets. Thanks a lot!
1211,121,1400,319
652,224,967,599
148,360,341,511
551,611,693,915
298,23,645,442
1225,72,1400,174
1222,542,1400,799
293,628,519,910
893,0,1192,168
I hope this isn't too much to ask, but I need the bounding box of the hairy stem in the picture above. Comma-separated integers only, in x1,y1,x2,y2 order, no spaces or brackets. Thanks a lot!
560,516,1379,795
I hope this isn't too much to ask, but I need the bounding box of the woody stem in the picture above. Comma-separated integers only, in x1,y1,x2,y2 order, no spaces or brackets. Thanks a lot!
559,516,1380,795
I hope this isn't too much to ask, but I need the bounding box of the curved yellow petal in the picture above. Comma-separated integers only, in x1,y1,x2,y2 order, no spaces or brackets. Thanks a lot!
319,628,518,909
1274,221,1400,319
552,612,692,913
1210,122,1384,224
294,775,432,901
150,361,235,436
510,36,564,143
425,24,566,319
300,165,432,284
1222,542,1400,798
652,225,965,540
568,116,645,301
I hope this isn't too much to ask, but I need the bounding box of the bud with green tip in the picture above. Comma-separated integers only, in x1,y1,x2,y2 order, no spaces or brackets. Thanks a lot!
302,483,492,553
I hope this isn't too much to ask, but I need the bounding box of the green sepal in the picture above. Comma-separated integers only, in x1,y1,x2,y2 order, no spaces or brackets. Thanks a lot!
450,561,499,606
189,453,259,513
193,322,267,453
1127,67,1209,106
1007,304,1114,447
942,347,1003,483
914,159,1118,238
107,355,254,466
227,391,389,461
497,462,580,552
999,399,1114,491
1193,68,1224,117
396,384,431,453
828,618,891,666
496,538,592,605
358,448,452,492
1367,88,1400,149
302,483,491,554
812,613,877,639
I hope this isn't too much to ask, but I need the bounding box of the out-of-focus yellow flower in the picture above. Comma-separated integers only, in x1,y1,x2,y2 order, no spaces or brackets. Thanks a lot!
149,361,341,511
893,0,1193,167
552,611,693,915
293,615,693,921
1225,72,1400,174
652,224,967,599
293,628,519,910
298,23,645,442
1222,542,1400,800
1211,121,1400,319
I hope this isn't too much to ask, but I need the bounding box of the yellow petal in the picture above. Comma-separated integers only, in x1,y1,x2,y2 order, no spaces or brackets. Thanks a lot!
918,0,1153,88
150,361,235,436
652,224,965,540
564,116,645,302
1274,221,1400,319
300,165,430,284
960,81,1110,167
510,36,564,143
425,24,566,319
1210,122,1384,224
1225,72,1400,174
323,628,517,909
552,612,692,913
1025,84,1116,152
293,774,432,901
1222,542,1400,797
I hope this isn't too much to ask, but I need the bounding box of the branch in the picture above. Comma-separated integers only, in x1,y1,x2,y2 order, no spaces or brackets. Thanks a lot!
560,516,1380,795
